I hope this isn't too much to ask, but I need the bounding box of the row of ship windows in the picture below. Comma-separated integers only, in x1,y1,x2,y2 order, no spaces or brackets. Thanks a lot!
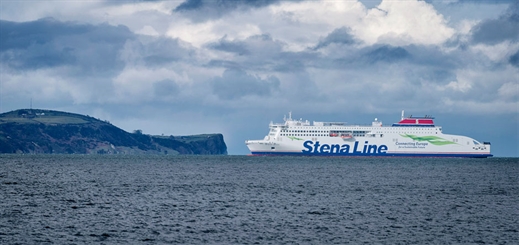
280,127,437,129
281,134,366,137
274,133,438,136
278,130,369,133
276,131,437,134
275,129,437,133
278,130,332,133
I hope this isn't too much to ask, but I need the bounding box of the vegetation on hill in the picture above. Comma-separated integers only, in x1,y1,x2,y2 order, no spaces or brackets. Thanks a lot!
0,109,227,155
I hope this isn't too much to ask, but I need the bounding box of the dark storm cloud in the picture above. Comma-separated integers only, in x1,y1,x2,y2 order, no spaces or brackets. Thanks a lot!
207,34,317,72
175,0,279,11
470,2,519,45
0,18,133,74
403,45,459,69
138,37,196,66
207,36,250,55
509,50,519,67
211,68,280,100
174,0,282,21
313,27,357,50
361,45,411,64
208,30,457,78
322,45,411,68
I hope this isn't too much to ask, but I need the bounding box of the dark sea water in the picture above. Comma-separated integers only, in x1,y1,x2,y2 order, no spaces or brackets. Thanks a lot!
0,155,517,244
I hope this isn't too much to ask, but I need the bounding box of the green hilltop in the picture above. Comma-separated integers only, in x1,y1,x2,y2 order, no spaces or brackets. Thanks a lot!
0,109,227,155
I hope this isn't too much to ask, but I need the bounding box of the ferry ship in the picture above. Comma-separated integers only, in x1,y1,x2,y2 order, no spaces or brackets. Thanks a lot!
245,111,492,158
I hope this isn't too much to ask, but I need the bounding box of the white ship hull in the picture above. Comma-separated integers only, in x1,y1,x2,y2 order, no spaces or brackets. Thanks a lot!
246,112,492,158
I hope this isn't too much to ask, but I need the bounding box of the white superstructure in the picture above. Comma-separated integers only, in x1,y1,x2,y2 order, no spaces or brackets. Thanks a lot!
245,111,492,158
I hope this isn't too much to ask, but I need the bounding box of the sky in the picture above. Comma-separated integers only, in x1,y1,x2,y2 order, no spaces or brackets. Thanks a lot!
0,0,518,156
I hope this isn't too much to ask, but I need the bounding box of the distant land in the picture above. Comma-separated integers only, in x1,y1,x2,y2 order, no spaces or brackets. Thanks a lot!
0,109,227,155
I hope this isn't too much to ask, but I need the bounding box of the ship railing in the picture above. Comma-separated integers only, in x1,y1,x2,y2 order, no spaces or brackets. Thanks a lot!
269,122,287,127
313,122,380,127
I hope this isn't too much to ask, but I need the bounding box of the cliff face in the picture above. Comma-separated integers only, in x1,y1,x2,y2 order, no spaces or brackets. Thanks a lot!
0,109,227,155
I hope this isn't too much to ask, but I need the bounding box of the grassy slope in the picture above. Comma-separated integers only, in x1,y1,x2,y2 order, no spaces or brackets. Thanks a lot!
0,109,227,154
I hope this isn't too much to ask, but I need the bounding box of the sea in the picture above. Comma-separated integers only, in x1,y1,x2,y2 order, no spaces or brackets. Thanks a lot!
0,155,517,244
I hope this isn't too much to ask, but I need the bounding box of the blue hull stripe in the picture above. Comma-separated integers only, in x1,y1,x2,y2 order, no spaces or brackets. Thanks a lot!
250,152,493,158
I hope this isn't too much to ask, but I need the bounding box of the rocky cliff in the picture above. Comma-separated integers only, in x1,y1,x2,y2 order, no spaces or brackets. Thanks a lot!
0,109,227,155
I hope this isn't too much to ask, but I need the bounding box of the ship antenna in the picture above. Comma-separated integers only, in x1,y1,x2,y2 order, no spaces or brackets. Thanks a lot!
289,111,292,121
401,110,404,120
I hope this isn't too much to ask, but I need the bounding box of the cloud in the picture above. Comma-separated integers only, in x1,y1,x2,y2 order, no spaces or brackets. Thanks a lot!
208,36,250,55
175,0,280,11
153,79,180,97
170,0,455,54
0,1,104,23
498,82,519,101
510,50,519,67
266,1,365,50
313,27,358,50
358,0,455,45
264,0,455,49
0,18,137,105
206,34,316,73
0,17,202,106
111,64,201,104
174,0,281,21
470,2,519,45
211,68,280,100
165,18,262,48
361,45,411,64
1,18,132,75
121,36,196,67
439,0,517,5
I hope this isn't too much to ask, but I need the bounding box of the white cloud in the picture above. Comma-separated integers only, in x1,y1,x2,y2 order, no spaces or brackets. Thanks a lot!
0,0,455,50
457,19,479,36
436,67,519,113
166,20,221,48
269,0,365,28
267,1,366,51
445,79,472,93
97,2,174,17
0,0,105,22
359,0,455,46
92,2,183,36
166,18,263,48
183,0,451,49
136,25,160,37
471,41,519,63
498,82,519,101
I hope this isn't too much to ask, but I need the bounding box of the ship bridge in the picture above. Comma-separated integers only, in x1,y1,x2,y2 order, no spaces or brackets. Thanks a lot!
392,111,435,127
